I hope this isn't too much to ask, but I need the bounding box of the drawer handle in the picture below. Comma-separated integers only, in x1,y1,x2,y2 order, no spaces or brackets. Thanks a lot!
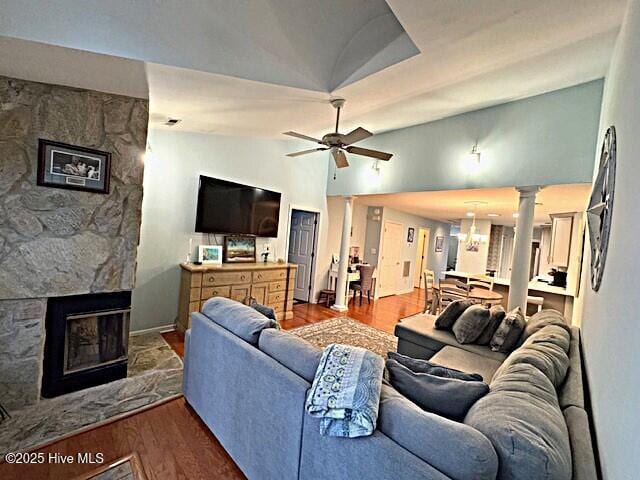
212,290,218,295
257,274,263,279
208,276,215,283
241,275,247,280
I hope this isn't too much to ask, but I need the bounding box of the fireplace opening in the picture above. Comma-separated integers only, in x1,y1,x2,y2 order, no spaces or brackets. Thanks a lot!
42,291,131,398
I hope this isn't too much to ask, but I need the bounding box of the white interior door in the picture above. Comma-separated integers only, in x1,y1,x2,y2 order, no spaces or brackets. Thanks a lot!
414,228,430,288
379,221,403,297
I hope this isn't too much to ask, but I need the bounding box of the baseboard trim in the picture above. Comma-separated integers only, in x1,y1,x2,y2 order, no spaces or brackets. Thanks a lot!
130,323,176,336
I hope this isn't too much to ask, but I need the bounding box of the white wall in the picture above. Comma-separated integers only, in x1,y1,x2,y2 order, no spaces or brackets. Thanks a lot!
378,207,451,294
132,129,329,331
327,81,603,196
456,218,492,274
577,1,640,477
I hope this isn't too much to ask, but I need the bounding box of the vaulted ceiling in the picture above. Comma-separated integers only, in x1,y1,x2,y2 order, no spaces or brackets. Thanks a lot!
0,0,627,137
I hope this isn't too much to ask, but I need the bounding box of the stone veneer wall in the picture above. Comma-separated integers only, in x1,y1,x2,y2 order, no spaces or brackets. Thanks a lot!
0,76,148,410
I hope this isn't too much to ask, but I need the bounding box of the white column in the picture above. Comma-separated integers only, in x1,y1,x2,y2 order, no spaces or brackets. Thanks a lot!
331,196,353,312
508,186,540,312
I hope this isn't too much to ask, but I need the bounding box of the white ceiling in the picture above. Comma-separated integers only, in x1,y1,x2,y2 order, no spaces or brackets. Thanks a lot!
0,0,627,137
356,184,593,226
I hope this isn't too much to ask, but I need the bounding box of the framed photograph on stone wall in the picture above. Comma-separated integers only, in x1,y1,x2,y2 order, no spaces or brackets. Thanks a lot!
37,139,111,194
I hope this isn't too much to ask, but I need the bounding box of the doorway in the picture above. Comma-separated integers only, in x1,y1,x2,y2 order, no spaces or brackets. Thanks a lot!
414,228,430,288
378,221,403,297
288,209,318,302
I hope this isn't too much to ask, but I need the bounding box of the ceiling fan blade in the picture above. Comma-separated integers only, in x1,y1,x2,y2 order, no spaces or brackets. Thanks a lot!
341,127,372,145
283,131,324,144
286,147,329,157
332,148,349,168
346,146,392,161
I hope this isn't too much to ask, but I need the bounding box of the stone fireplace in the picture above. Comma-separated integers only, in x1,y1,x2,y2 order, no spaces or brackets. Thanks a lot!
42,292,131,398
0,76,148,411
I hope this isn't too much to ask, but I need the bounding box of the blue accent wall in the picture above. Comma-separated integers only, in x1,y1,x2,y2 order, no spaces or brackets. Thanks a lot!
328,80,604,195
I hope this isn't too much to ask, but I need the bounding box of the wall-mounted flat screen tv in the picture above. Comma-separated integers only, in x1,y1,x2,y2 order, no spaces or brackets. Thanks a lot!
195,175,281,237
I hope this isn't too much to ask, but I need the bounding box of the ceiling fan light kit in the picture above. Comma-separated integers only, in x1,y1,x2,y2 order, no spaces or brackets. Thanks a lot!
283,98,393,169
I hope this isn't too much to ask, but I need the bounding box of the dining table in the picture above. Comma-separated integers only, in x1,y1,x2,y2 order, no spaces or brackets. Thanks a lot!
430,284,504,312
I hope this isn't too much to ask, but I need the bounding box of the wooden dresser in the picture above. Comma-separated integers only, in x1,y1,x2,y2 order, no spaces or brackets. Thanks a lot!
177,262,297,333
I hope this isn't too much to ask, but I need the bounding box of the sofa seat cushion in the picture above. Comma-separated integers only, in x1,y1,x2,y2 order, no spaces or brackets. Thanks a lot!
559,326,585,410
259,328,321,382
396,314,508,362
378,384,498,480
430,346,502,383
493,325,570,388
465,363,572,480
201,296,276,345
563,406,598,480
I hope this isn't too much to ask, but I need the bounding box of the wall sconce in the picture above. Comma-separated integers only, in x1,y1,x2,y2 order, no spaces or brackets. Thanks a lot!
468,142,481,166
372,159,381,174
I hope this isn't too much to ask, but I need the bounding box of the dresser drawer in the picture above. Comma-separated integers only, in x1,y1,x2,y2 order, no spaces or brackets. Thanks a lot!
190,273,202,288
268,280,288,292
201,286,231,300
202,271,251,286
253,269,287,283
267,291,289,305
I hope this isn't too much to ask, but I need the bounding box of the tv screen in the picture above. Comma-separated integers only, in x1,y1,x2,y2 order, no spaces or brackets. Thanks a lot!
195,176,281,237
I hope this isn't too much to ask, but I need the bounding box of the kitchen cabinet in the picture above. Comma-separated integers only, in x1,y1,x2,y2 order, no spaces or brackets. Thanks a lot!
549,214,574,268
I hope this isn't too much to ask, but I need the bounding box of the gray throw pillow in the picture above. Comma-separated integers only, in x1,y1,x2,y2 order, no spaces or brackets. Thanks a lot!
490,307,526,353
452,304,491,344
387,351,483,381
434,299,476,330
476,305,506,345
386,358,489,420
519,309,570,344
249,299,281,329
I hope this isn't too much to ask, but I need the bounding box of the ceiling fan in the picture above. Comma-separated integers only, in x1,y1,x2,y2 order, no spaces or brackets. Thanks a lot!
283,98,393,168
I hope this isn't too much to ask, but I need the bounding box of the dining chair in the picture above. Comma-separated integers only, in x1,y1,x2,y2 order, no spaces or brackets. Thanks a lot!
350,265,375,305
438,285,469,313
422,269,436,313
467,275,494,291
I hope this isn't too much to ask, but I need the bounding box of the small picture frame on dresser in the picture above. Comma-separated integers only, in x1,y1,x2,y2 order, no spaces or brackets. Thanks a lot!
198,245,223,264
224,236,257,263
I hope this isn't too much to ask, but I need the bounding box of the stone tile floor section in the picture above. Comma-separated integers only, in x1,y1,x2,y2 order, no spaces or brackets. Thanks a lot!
0,333,182,458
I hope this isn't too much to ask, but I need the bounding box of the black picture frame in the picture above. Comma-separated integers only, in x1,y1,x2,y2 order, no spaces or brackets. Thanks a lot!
407,227,415,243
37,139,111,194
224,235,257,263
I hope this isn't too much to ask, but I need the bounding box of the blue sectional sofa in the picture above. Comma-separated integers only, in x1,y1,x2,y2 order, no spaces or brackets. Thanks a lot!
183,299,597,480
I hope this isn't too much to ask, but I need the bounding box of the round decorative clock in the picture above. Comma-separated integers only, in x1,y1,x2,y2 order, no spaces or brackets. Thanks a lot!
587,125,617,291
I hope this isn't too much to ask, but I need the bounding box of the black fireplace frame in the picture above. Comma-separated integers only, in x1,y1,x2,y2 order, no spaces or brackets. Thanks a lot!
42,291,131,398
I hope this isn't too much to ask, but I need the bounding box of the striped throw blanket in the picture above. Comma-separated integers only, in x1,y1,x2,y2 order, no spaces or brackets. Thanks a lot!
305,344,384,438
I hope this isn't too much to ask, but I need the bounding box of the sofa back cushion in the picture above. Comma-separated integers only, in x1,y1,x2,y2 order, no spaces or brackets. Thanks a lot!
520,309,571,344
465,363,572,480
387,351,482,381
492,325,571,387
201,296,276,345
259,328,321,382
378,384,498,480
452,304,492,344
435,299,476,330
386,358,489,421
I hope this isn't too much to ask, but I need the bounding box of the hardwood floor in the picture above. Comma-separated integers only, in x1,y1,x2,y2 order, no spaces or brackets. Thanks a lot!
0,288,427,480
0,398,245,480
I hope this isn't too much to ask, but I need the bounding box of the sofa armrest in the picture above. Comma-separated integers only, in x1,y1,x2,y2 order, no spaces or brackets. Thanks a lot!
378,384,498,480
